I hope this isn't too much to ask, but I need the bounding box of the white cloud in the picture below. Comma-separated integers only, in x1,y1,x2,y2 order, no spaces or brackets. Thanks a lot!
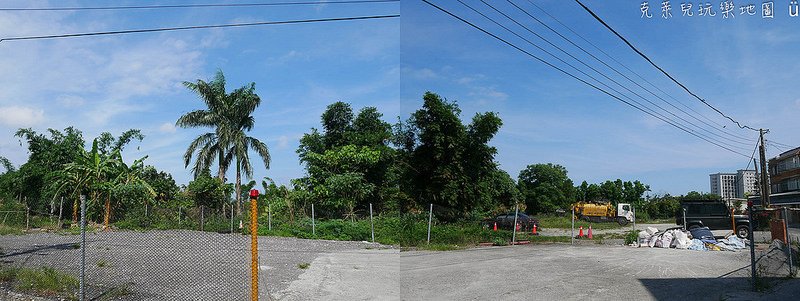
57,95,86,107
159,122,177,133
277,135,289,149
0,106,44,127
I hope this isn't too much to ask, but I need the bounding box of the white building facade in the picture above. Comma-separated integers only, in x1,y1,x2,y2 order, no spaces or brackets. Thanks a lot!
710,173,737,199
709,170,758,200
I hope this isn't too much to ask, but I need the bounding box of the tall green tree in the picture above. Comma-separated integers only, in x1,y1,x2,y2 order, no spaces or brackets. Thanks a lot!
518,163,575,214
177,70,270,215
297,102,395,217
176,70,232,180
400,92,504,220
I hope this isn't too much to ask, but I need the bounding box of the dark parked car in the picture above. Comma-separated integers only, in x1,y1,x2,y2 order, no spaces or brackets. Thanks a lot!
676,200,750,238
482,213,540,232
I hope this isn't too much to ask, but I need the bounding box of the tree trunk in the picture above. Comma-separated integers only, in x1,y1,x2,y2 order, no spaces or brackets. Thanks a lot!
235,160,242,216
104,195,110,230
217,150,226,181
72,197,78,224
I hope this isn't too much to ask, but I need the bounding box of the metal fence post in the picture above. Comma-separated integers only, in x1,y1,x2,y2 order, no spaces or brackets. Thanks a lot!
571,205,575,246
80,195,86,301
311,203,315,236
230,201,235,234
427,204,433,244
369,203,375,243
25,207,29,231
785,207,793,276
178,207,182,225
512,204,519,245
249,190,259,301
58,197,63,229
268,202,272,231
632,206,636,231
683,208,687,231
748,201,756,291
200,205,204,232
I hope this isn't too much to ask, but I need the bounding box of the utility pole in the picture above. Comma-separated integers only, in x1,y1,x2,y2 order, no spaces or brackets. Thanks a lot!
759,129,770,208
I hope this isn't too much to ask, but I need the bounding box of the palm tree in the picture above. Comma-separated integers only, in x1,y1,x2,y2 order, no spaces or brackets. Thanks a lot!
178,70,270,214
177,70,231,180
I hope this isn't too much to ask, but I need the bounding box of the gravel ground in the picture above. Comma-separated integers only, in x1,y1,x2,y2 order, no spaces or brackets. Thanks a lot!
0,230,378,300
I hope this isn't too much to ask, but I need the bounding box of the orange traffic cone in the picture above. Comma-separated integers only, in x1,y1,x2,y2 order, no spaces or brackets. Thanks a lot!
493,222,498,231
578,226,584,238
588,225,593,239
531,224,538,235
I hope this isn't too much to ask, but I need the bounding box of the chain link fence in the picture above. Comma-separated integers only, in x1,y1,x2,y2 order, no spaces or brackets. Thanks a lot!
1,195,397,300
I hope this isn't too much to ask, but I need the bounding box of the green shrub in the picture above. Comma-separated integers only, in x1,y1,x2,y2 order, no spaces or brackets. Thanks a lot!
624,230,639,245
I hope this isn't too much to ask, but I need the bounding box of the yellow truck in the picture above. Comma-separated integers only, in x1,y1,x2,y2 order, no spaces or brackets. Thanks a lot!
573,201,634,225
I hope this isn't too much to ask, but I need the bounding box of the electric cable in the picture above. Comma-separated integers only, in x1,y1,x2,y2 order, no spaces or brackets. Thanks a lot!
421,0,750,157
574,0,759,132
0,15,399,43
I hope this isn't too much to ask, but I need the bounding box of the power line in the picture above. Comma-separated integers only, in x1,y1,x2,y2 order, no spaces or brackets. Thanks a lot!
573,0,759,132
0,15,399,43
458,0,750,153
0,0,399,11
421,0,750,157
517,0,757,146
481,0,752,150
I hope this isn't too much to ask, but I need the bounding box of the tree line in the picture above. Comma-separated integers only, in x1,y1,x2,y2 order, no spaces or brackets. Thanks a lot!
0,71,705,228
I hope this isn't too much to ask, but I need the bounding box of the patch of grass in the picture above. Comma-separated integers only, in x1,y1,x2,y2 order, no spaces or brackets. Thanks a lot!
1,266,78,298
0,224,24,235
492,237,508,246
70,243,80,249
97,259,109,268
297,262,310,269
420,243,465,251
96,283,133,301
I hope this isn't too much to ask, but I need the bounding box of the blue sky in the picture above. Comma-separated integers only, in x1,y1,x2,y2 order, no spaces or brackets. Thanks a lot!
401,0,799,196
0,0,400,188
0,1,797,196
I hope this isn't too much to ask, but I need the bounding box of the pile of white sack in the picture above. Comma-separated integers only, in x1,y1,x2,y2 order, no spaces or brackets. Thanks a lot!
635,227,747,251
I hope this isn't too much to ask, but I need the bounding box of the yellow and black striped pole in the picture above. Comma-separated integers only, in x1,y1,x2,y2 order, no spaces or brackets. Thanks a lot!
249,189,259,301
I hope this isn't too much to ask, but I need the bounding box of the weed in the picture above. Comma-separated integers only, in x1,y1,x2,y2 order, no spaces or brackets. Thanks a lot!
297,262,310,269
70,243,80,249
492,237,508,246
96,283,133,301
12,267,78,297
0,224,24,235
97,259,109,268
624,230,639,245
421,244,464,251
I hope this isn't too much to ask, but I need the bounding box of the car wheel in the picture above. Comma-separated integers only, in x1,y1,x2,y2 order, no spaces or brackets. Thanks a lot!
736,225,750,239
617,217,628,226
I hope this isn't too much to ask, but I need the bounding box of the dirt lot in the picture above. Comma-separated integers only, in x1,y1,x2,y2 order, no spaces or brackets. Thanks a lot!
398,244,793,301
0,230,379,300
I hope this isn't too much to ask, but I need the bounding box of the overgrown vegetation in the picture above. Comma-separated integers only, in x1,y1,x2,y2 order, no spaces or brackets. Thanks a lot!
0,266,78,299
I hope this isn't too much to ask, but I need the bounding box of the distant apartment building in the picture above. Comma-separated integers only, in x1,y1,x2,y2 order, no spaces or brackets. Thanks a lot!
736,169,759,198
710,173,737,199
709,170,758,199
